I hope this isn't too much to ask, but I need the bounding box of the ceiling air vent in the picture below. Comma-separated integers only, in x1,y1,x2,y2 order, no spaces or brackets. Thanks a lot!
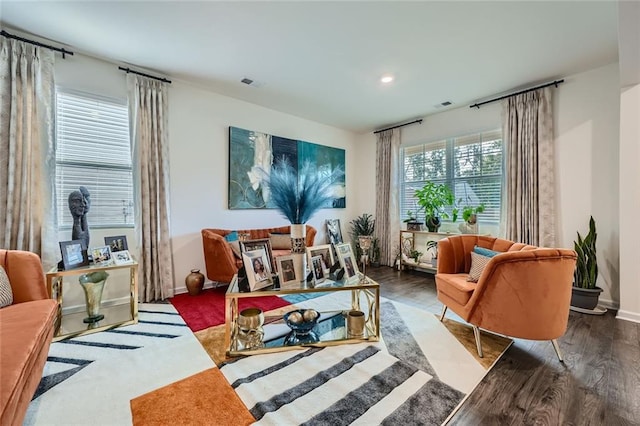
241,78,254,85
441,101,452,106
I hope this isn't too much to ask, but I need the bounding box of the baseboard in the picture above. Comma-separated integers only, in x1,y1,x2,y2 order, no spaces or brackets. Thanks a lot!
61,296,132,315
174,280,224,296
616,309,640,324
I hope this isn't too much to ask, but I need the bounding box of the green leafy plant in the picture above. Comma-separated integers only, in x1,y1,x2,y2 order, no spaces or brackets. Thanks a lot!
409,249,423,263
403,210,419,223
414,181,458,231
461,204,485,222
349,213,378,263
573,216,598,289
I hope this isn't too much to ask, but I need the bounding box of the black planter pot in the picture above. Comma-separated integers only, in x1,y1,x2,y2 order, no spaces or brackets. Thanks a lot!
426,216,441,232
570,286,603,310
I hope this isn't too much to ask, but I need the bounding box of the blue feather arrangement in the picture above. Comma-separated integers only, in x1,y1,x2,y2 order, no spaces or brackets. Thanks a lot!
265,158,345,224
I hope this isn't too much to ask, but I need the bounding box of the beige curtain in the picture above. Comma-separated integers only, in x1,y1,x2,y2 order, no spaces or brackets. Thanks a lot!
503,87,555,246
0,38,56,264
127,75,174,302
374,129,401,266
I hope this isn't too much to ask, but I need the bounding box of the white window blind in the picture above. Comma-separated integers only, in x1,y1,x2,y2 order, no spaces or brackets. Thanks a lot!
401,130,503,224
55,89,134,228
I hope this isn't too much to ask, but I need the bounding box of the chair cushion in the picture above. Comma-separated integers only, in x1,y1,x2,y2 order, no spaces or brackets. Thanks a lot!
436,273,477,306
0,266,13,307
467,252,492,282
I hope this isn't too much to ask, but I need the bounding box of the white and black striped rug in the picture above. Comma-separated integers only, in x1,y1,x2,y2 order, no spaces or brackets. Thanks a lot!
220,300,503,425
25,303,215,425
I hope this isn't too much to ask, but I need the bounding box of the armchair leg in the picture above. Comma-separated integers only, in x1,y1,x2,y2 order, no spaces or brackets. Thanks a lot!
472,325,484,358
551,339,564,363
439,305,447,322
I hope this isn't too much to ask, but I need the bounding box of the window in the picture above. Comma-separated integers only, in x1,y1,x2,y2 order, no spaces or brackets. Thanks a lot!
55,89,134,228
401,129,503,226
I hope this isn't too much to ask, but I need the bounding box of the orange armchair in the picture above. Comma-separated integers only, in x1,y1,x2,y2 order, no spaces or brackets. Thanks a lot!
435,235,577,361
0,250,58,426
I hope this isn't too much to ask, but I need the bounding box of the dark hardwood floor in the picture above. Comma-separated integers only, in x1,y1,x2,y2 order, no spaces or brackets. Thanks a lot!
366,266,640,426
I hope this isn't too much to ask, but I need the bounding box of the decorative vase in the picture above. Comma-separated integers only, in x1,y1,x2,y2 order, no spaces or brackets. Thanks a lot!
290,224,307,282
185,269,205,296
78,271,108,323
426,216,441,232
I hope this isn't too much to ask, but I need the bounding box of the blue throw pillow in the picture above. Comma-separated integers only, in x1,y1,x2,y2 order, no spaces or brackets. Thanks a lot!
225,231,239,242
473,245,501,258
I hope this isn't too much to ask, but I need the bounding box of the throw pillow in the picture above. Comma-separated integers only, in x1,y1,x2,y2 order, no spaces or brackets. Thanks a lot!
224,231,242,259
467,252,492,282
0,266,14,307
473,245,501,258
269,233,291,250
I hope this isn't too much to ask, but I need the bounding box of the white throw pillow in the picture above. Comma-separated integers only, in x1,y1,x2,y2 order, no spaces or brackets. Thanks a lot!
0,266,14,307
269,233,291,250
467,252,492,282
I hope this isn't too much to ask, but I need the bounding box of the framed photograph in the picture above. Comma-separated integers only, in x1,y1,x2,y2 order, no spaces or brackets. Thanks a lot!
242,249,273,291
104,235,128,252
90,246,112,266
276,255,301,287
240,238,275,271
326,219,343,245
311,255,325,284
113,250,134,265
306,244,334,273
335,242,359,283
59,240,89,270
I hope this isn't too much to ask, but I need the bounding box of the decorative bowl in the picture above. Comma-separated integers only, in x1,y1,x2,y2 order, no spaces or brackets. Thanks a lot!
283,309,321,335
238,308,264,332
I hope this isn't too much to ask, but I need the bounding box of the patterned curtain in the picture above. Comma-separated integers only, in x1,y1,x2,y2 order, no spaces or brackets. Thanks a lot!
374,129,401,266
503,87,555,246
127,75,174,302
0,38,56,264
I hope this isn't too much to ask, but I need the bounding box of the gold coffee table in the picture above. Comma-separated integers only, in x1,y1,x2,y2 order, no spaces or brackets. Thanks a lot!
224,274,380,356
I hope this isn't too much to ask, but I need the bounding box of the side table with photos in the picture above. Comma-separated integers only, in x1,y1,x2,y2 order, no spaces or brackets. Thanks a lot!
47,260,138,341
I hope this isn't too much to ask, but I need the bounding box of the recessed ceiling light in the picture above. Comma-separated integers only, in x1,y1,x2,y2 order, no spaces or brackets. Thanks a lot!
381,75,394,84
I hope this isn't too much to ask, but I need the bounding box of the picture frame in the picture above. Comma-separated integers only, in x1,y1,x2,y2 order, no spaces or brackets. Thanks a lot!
310,255,325,284
240,238,275,271
59,240,89,270
326,219,343,245
90,245,113,266
335,242,360,283
104,235,128,253
242,249,273,291
276,255,301,287
113,250,134,265
306,244,334,273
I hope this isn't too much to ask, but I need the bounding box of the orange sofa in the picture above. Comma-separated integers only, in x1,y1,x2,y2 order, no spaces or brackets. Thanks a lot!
0,250,57,426
435,235,577,361
201,225,317,283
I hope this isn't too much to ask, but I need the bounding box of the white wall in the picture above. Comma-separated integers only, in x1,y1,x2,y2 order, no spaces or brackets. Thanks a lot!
168,81,358,292
618,82,640,323
356,62,622,307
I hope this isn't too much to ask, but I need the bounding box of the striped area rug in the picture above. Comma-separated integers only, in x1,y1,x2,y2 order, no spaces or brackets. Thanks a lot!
25,303,215,425
219,299,512,425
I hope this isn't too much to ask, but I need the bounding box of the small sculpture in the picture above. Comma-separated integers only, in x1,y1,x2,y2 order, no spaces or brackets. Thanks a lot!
68,186,91,249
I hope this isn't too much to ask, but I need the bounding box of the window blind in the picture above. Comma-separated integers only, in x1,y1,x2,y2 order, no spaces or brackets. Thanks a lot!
400,130,503,224
55,89,134,228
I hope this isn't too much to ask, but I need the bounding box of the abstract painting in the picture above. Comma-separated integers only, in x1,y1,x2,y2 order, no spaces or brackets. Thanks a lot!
228,126,346,210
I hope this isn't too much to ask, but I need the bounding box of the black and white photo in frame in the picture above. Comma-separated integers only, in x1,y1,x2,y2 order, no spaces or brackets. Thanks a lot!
306,244,334,273
335,242,359,283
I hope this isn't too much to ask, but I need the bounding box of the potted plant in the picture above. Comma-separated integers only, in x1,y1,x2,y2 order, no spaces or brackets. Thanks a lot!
413,181,458,232
349,213,375,263
571,216,603,312
408,249,423,264
403,210,423,231
458,204,485,234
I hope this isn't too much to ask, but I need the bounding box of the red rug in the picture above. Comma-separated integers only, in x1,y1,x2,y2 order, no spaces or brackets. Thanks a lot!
169,286,291,332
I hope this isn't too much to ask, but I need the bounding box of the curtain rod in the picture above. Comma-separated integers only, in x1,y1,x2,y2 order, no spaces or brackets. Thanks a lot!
470,79,565,109
0,30,74,58
373,119,423,134
118,66,172,84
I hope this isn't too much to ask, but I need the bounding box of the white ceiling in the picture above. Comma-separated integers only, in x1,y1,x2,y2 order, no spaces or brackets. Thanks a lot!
1,1,619,134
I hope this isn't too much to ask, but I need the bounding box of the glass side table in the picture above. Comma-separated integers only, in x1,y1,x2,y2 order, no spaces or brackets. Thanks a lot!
46,261,138,341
